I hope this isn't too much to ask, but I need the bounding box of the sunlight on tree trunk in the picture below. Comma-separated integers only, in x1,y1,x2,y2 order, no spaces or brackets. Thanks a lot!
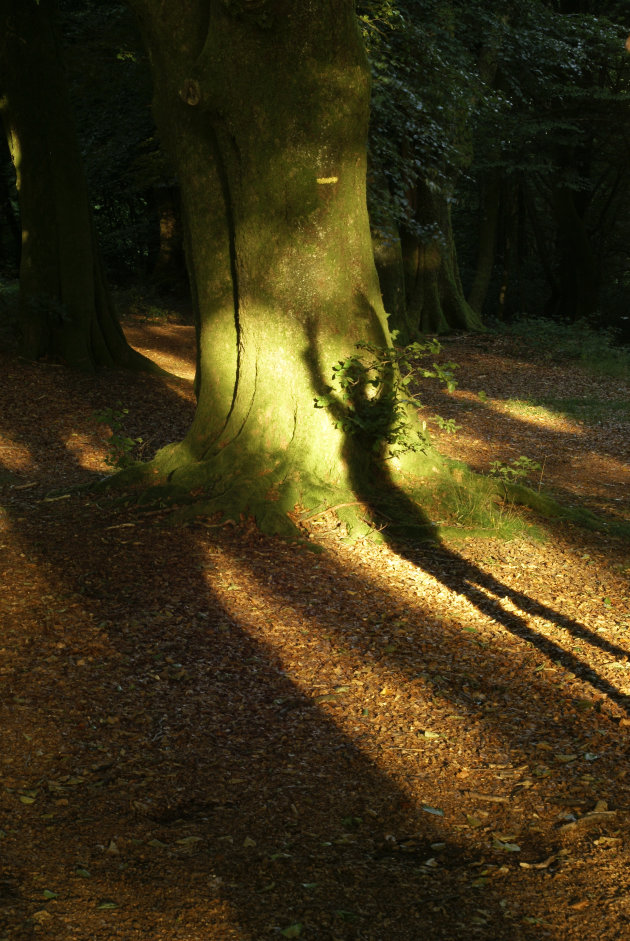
126,0,398,534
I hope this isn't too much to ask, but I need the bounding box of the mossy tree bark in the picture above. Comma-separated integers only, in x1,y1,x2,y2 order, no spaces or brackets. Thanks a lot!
0,0,154,371
401,180,484,334
127,0,391,533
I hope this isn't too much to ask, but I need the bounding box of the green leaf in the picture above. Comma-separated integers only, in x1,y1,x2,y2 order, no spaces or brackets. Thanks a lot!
280,925,302,938
421,805,444,816
493,838,521,852
97,900,118,910
42,890,58,900
466,815,483,828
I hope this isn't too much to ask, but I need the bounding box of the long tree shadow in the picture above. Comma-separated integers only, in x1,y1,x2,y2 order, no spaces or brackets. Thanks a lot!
2,452,575,941
2,338,630,940
416,342,630,517
304,319,630,717
0,350,569,941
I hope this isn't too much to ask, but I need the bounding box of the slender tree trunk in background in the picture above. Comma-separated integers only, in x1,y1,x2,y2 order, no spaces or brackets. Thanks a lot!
150,184,187,289
368,168,412,342
466,30,504,319
468,175,501,316
127,0,391,533
0,152,20,272
547,184,599,321
372,223,409,341
496,180,519,321
401,180,484,333
524,182,557,299
394,9,495,335
0,0,154,370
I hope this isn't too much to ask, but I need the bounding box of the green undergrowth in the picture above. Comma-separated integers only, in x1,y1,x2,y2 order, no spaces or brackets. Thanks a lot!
94,326,629,546
494,480,630,541
114,284,192,325
97,442,630,548
501,316,630,380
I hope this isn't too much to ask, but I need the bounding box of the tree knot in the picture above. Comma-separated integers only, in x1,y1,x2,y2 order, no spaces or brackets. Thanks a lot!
180,79,201,107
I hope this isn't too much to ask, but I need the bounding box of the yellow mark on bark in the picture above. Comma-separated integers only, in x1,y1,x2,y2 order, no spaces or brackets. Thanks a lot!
317,176,338,184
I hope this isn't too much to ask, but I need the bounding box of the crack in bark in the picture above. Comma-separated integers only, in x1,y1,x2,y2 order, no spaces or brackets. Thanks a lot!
201,127,244,457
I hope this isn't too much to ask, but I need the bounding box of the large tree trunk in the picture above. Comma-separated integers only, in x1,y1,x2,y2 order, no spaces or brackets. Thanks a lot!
0,0,154,371
127,0,391,533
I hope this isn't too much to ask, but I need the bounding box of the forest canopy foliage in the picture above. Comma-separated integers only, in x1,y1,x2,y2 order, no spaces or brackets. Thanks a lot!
1,0,629,338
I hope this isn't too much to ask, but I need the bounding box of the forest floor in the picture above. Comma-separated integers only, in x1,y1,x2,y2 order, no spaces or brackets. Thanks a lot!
0,299,629,941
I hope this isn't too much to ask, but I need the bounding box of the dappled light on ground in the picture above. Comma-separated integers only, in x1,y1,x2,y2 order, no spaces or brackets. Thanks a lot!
0,320,629,940
0,433,35,474
421,336,630,522
64,430,113,474
123,320,196,382
483,397,586,435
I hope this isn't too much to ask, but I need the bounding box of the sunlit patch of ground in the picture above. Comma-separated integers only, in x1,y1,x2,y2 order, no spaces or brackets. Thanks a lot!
123,320,196,382
0,434,35,474
1,323,630,940
487,397,586,435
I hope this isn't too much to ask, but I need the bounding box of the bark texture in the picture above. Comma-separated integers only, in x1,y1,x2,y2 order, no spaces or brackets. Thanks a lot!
0,0,153,370
128,0,392,532
547,184,599,322
468,176,501,317
402,181,484,334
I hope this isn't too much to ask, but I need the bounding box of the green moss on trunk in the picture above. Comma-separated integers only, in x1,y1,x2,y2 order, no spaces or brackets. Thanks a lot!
402,181,484,334
123,0,396,531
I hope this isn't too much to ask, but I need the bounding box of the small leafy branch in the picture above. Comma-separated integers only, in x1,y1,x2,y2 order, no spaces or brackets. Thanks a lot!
431,414,461,435
315,339,458,458
489,455,543,485
93,402,143,470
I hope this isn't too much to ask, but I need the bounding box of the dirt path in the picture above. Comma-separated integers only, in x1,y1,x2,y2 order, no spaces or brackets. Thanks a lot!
0,319,629,940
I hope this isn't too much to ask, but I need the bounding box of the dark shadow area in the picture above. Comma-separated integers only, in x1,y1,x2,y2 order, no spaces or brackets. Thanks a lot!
0,387,545,940
2,336,630,940
0,341,195,495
